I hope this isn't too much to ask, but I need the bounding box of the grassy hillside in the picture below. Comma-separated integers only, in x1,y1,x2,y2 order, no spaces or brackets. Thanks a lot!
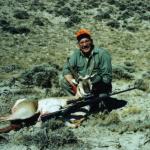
0,0,149,68
0,0,150,150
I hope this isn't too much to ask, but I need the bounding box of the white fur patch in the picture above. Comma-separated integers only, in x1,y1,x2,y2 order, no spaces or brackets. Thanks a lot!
37,98,67,114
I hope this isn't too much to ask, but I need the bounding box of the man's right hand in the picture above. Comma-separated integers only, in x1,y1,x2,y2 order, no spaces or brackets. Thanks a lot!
71,79,78,85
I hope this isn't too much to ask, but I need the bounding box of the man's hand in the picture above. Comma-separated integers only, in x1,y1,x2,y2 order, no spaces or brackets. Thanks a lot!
64,74,78,94
71,79,78,85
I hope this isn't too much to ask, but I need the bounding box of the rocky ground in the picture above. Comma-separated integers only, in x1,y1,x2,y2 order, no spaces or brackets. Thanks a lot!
0,0,150,149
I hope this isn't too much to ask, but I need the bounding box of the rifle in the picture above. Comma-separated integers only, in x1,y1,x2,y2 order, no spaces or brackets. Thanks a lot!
41,85,138,122
0,83,140,133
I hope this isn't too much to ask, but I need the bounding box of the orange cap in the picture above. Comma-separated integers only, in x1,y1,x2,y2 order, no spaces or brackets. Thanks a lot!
75,29,91,38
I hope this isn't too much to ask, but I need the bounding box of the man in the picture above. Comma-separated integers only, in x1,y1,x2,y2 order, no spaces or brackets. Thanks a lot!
60,29,112,127
61,29,112,96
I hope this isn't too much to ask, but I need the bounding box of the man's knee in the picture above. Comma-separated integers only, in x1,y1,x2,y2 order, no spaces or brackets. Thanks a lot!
92,82,112,95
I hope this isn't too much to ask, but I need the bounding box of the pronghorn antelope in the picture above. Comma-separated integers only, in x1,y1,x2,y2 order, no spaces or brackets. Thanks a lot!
0,75,94,128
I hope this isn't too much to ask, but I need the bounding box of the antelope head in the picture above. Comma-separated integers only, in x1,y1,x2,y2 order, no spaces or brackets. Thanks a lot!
76,74,96,98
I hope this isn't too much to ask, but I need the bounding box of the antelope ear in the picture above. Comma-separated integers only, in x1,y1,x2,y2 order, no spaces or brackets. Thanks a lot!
84,75,90,79
80,75,90,80
90,73,97,78
78,75,83,80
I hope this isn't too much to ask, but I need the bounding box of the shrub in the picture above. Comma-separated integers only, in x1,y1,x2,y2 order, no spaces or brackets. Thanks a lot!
54,6,79,18
33,17,44,26
141,12,150,20
55,0,68,7
19,63,60,88
11,126,78,149
106,20,120,28
30,1,46,11
2,26,30,34
134,79,149,92
126,25,139,32
94,12,111,21
14,10,30,19
142,71,150,80
0,64,21,73
59,7,72,17
42,119,64,131
65,15,81,28
112,65,134,80
107,0,119,5
0,19,10,27
48,128,78,146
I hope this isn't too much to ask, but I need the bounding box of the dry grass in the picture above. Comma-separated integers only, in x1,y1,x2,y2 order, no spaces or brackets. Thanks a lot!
0,0,150,149
10,122,79,149
88,111,120,126
121,106,142,117
104,111,121,125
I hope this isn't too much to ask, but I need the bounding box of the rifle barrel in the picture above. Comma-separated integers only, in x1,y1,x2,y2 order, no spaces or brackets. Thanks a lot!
110,87,136,96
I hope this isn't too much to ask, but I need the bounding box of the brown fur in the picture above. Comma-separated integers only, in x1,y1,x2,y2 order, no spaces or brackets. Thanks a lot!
0,99,38,121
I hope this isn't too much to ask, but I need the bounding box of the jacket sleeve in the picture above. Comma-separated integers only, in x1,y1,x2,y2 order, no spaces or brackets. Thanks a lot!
92,50,112,84
62,52,77,76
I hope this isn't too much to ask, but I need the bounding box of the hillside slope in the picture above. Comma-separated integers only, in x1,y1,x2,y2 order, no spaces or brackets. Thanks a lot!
0,0,150,150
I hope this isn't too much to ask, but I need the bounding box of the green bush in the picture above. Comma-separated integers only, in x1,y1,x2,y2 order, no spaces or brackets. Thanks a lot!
33,17,45,26
126,25,139,32
11,127,78,149
14,10,30,19
2,26,30,34
106,20,120,28
19,63,60,88
65,15,81,28
113,65,134,80
0,19,10,27
94,12,111,21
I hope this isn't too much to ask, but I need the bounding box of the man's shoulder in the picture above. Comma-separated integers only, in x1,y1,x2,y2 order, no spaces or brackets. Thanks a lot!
94,47,110,55
71,49,81,56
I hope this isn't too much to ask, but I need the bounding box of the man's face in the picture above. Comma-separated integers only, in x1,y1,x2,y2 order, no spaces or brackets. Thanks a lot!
78,38,93,54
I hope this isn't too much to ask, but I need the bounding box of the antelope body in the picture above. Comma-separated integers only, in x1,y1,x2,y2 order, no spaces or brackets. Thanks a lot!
0,97,72,122
0,75,93,123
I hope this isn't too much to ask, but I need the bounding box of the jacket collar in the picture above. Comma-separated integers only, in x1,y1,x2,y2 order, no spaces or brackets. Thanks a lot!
93,47,99,54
